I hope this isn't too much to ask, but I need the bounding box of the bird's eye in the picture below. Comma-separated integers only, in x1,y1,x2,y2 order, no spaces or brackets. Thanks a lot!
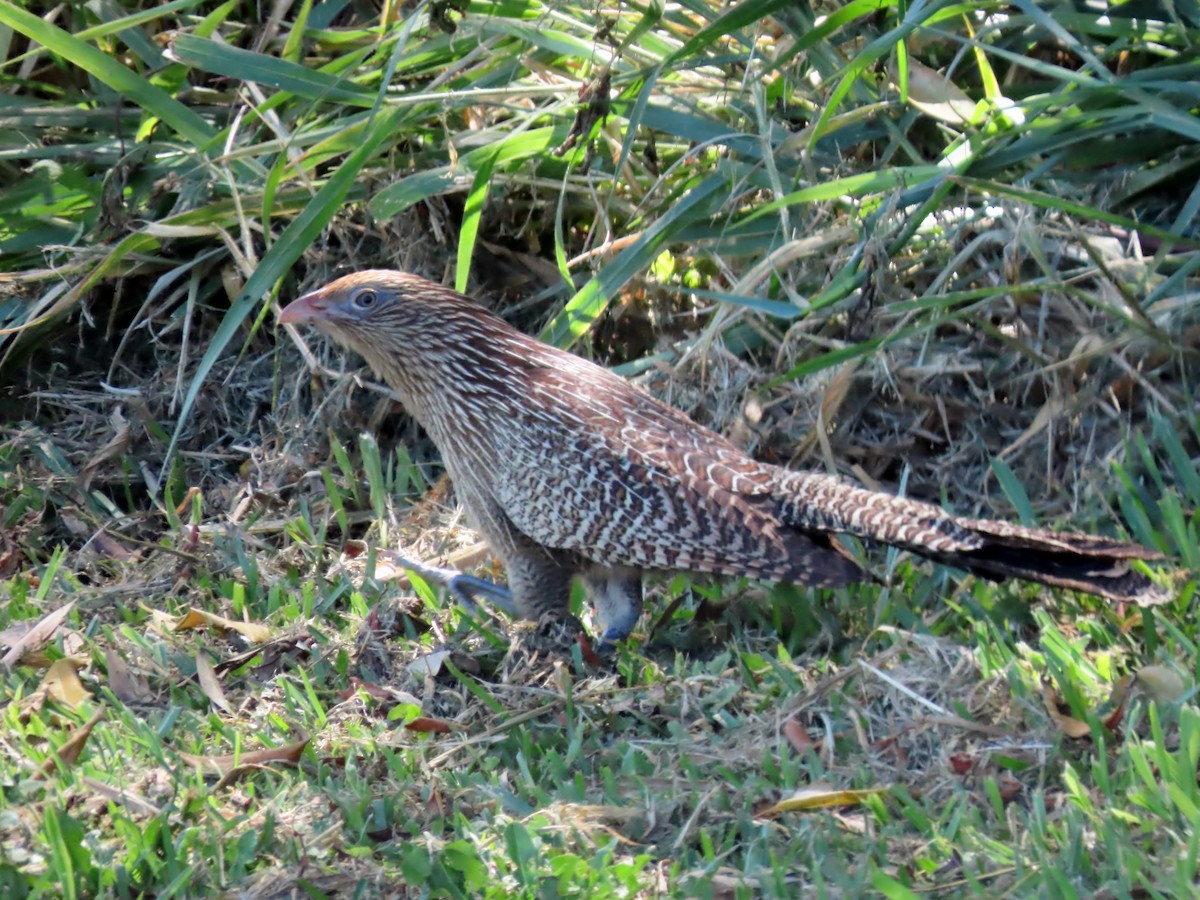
353,289,378,309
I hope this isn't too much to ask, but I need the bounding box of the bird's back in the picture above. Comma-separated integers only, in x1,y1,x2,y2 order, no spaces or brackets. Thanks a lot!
473,349,865,587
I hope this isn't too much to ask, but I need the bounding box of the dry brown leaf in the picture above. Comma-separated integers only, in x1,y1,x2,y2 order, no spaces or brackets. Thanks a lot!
40,707,105,776
178,736,310,776
42,659,91,709
173,608,270,644
213,636,313,676
404,717,455,734
1103,674,1135,730
997,775,1023,804
343,539,368,560
104,649,153,704
81,776,160,817
784,717,820,755
1,601,76,670
0,621,39,651
0,539,21,580
87,530,137,563
759,784,890,818
1040,681,1091,738
195,653,232,713
7,650,57,669
59,513,90,537
342,677,394,702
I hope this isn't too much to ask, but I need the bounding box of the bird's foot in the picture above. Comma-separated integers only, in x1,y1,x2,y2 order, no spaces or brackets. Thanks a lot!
379,552,519,617
592,626,632,658
532,611,585,644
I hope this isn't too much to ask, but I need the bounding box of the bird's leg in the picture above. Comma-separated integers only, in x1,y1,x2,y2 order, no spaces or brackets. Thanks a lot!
379,551,520,617
504,552,580,631
581,565,644,651
382,548,601,653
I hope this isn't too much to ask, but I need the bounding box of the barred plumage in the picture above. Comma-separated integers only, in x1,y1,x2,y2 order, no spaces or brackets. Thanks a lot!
280,270,1168,644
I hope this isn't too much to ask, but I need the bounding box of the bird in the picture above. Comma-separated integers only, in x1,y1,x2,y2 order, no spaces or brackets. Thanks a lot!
279,270,1168,647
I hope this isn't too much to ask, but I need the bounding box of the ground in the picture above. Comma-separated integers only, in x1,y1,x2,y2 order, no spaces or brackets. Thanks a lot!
0,2,1198,898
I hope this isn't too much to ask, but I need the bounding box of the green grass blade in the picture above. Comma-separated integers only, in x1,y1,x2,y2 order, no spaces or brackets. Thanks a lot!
0,1,215,147
164,106,408,475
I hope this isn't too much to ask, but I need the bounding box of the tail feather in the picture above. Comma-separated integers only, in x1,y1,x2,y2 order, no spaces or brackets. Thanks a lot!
776,472,1167,605
922,524,1168,605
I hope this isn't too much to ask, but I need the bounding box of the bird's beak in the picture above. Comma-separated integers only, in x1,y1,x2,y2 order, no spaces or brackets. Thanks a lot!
278,290,329,325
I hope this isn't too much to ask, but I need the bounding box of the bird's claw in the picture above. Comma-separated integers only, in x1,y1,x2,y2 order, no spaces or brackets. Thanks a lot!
380,552,519,617
592,626,628,657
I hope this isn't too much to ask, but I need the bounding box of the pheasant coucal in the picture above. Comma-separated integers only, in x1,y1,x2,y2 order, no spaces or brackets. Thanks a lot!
279,270,1168,646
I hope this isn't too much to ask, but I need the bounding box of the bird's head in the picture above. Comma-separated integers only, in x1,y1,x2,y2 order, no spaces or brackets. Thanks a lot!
278,269,450,335
278,270,519,393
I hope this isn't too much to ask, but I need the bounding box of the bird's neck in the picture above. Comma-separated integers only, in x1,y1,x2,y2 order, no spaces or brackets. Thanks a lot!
361,329,544,440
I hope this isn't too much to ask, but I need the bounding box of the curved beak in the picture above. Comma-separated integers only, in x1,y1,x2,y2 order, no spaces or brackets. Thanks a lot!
278,290,330,325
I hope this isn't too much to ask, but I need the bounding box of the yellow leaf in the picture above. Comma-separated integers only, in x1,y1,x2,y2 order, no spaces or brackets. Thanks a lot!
41,659,91,710
174,608,270,644
761,784,889,817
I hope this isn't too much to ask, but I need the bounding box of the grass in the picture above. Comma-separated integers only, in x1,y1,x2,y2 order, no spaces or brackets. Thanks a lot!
1,0,1198,896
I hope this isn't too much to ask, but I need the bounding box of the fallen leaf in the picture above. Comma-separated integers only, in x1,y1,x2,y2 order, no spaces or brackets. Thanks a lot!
178,736,310,776
784,717,820,755
948,753,975,776
404,717,455,734
997,775,1023,803
1,602,76,670
86,531,137,563
104,650,154,704
1040,680,1091,739
195,653,232,713
173,608,270,644
0,542,20,580
408,649,452,677
342,677,395,703
81,776,160,817
758,784,889,818
41,659,91,709
172,609,209,631
213,637,312,676
40,707,106,776
1103,675,1135,731
59,513,90,537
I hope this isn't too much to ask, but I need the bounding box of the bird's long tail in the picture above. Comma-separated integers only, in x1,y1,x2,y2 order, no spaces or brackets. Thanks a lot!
776,472,1168,605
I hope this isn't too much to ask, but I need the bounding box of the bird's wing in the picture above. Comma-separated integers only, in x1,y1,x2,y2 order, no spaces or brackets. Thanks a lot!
487,362,863,587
